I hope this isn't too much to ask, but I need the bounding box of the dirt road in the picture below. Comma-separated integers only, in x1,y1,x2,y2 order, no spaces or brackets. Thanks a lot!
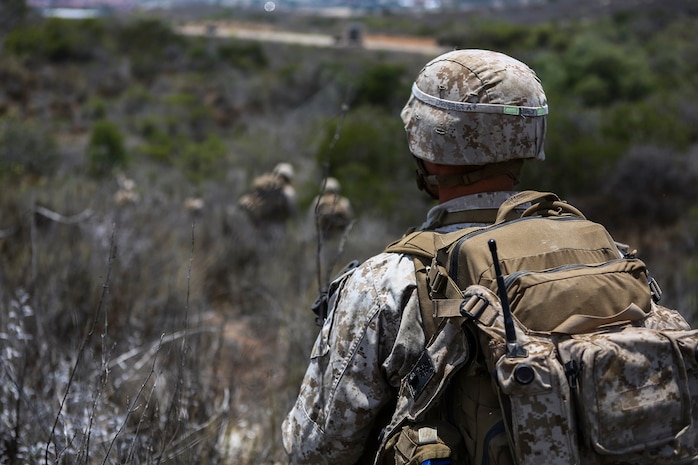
177,21,448,56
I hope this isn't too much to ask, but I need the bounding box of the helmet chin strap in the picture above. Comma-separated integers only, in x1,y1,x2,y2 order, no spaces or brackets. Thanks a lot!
415,158,440,199
415,158,523,199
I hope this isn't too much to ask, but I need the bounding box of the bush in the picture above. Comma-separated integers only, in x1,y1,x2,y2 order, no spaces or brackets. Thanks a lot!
177,135,228,184
352,63,408,110
116,18,182,58
561,34,655,106
217,40,268,70
436,20,566,52
602,97,693,151
116,18,185,79
3,18,107,62
0,117,59,179
86,120,127,177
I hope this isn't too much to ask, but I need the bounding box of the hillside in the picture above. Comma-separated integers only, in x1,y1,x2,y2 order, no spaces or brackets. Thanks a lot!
1,2,697,463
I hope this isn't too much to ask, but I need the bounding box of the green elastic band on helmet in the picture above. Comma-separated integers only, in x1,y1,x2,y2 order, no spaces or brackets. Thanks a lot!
411,83,548,117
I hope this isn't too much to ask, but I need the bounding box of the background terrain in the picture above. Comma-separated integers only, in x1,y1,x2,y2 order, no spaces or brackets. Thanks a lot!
1,0,697,463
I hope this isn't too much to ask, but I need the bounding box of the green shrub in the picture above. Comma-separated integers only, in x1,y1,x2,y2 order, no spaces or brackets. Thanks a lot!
139,131,176,164
602,98,693,151
177,135,228,184
561,34,654,106
0,117,59,179
436,20,562,52
116,18,182,57
116,18,185,79
218,40,268,70
352,63,408,110
3,18,107,62
86,120,127,176
85,96,108,120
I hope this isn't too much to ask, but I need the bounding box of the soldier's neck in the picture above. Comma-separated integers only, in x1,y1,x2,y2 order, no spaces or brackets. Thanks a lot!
438,176,516,204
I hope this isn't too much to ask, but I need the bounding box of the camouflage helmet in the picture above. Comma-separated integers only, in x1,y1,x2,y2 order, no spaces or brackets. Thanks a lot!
400,49,548,166
323,177,341,194
273,162,294,182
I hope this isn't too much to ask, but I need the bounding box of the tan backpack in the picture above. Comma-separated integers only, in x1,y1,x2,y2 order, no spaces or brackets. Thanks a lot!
381,191,698,465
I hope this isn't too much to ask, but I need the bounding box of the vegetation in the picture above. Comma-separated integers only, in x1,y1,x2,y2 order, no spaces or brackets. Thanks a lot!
87,120,128,176
0,2,696,463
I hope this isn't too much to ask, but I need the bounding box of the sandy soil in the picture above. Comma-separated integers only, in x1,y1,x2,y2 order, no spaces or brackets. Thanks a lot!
177,21,448,56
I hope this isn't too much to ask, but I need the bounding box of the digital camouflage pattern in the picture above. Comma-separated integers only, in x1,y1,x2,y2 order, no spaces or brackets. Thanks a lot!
283,192,518,464
282,251,425,464
400,50,547,166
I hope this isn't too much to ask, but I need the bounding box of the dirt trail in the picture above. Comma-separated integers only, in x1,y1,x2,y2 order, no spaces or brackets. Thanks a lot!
178,21,448,55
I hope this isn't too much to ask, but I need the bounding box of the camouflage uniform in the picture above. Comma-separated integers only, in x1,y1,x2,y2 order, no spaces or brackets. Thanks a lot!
236,164,297,253
312,192,353,240
282,191,519,464
238,172,296,227
283,48,698,465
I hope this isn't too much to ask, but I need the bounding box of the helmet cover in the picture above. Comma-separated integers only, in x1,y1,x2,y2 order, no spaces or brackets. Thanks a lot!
401,49,548,166
273,162,295,182
323,177,341,194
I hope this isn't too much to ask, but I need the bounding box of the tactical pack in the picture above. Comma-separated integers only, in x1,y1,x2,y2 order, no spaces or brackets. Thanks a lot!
382,191,698,465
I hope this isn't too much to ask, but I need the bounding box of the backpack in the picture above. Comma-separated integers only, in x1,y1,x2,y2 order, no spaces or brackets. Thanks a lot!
380,191,698,465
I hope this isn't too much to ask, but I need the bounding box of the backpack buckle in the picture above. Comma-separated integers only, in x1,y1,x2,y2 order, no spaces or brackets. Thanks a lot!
459,294,489,319
427,263,448,297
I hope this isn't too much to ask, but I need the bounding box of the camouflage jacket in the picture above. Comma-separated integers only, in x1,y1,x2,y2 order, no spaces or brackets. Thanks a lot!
282,192,520,465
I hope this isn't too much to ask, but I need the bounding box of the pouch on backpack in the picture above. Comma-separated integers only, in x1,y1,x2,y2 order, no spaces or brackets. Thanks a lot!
493,335,578,465
503,258,652,332
557,326,698,464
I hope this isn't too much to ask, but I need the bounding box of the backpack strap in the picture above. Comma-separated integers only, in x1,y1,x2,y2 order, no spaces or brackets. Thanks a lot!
385,231,440,340
384,226,490,340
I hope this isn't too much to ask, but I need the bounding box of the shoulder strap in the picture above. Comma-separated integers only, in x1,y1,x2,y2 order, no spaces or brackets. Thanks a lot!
385,231,439,339
384,230,437,260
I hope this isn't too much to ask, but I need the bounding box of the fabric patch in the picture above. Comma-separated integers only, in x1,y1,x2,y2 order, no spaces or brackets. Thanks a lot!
407,351,435,399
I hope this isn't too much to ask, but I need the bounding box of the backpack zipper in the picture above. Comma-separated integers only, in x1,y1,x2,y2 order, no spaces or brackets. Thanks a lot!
501,258,634,290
